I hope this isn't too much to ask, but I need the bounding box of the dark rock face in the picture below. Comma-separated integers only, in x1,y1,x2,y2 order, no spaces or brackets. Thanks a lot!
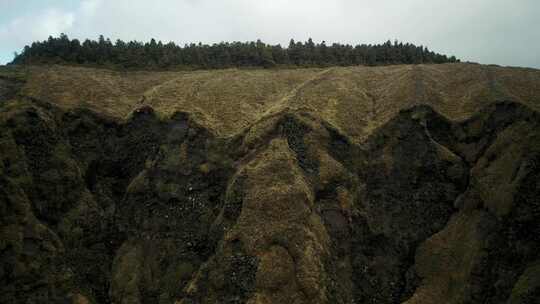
350,107,468,304
1,98,539,304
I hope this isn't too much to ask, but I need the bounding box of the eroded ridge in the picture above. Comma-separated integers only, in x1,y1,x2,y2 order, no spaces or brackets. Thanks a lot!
1,96,539,303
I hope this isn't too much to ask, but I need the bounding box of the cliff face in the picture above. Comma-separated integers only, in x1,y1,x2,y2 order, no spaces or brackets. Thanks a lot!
0,64,539,304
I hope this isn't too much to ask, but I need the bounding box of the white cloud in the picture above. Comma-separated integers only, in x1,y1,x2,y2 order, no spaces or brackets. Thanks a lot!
0,8,74,45
80,0,101,15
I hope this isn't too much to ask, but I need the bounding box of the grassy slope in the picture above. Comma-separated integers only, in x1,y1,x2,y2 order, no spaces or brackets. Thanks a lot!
9,63,539,142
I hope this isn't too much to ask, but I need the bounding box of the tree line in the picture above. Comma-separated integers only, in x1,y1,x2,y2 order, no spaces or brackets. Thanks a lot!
10,34,459,70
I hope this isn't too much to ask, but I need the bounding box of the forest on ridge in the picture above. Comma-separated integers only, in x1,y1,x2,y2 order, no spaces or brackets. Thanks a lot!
10,34,459,70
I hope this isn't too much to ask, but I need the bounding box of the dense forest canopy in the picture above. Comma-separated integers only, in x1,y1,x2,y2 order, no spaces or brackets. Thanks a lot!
10,34,459,70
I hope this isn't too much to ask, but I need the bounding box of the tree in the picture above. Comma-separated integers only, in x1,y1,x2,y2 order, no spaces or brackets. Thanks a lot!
9,34,459,69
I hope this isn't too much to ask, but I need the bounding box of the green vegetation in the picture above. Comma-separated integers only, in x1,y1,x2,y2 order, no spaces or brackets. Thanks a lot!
10,34,459,70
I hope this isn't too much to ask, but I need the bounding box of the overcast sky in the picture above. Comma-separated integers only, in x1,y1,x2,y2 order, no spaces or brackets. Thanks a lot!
0,0,539,68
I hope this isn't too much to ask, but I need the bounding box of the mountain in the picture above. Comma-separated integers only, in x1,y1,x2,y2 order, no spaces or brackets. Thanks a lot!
1,63,539,304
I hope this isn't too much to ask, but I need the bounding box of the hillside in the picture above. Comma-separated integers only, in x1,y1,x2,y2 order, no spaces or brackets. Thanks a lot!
7,63,540,140
1,63,539,304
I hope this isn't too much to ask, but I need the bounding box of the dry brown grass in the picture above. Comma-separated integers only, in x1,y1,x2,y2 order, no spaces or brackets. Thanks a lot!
21,65,181,117
18,63,540,141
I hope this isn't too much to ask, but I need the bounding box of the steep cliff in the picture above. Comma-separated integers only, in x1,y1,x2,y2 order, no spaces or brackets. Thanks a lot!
1,64,539,303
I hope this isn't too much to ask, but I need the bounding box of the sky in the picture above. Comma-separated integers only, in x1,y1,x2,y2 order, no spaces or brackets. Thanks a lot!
0,0,539,68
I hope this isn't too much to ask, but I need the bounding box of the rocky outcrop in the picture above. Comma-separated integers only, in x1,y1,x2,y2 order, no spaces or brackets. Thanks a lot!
1,95,539,304
406,102,540,304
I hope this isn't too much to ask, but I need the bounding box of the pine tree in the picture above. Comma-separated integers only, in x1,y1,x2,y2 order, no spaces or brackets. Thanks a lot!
9,35,459,69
